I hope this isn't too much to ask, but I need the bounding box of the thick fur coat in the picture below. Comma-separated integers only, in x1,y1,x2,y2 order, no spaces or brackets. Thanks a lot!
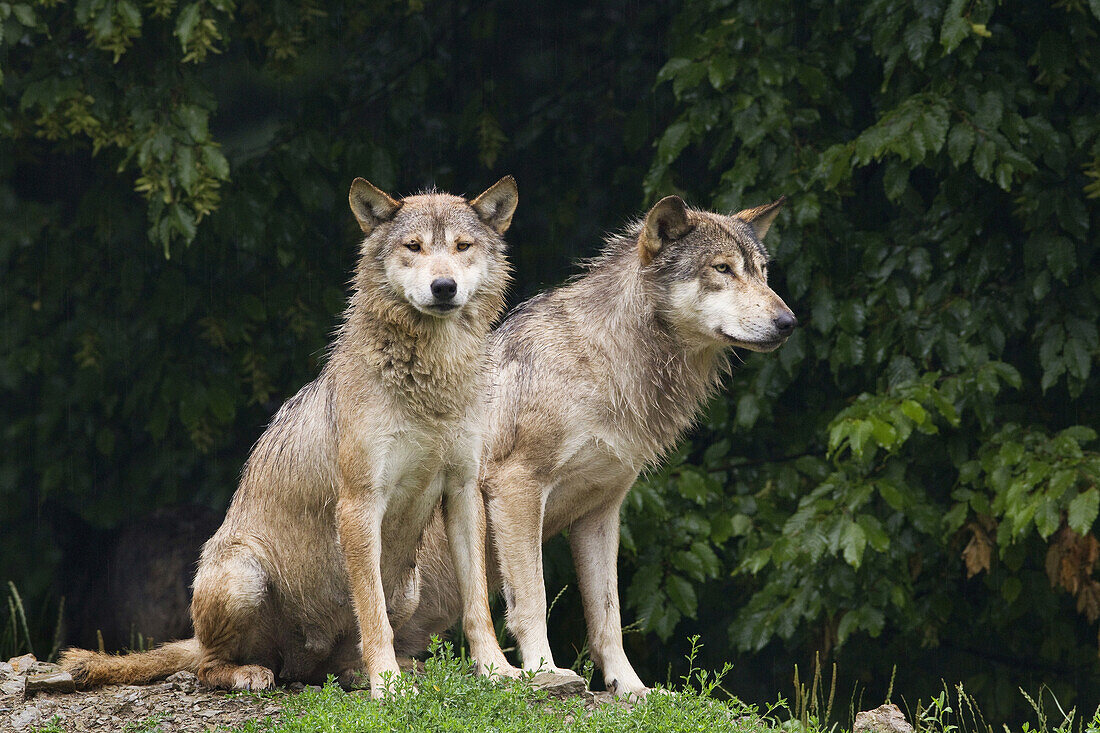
395,195,796,699
62,177,522,697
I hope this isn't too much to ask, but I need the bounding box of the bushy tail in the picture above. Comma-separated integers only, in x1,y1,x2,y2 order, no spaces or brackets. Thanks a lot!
60,638,202,688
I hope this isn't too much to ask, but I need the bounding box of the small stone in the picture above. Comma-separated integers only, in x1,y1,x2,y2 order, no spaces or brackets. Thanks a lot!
0,662,15,676
6,655,36,674
1,677,25,696
119,688,143,703
9,705,42,731
590,690,617,706
530,670,588,698
165,670,198,693
165,670,197,683
25,671,76,695
855,703,915,733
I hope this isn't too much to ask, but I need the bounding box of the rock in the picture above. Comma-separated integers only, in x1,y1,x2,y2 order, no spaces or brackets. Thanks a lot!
8,705,41,731
24,671,76,695
530,670,588,698
1,677,25,696
589,690,618,707
6,654,60,678
6,655,36,674
855,703,915,733
166,670,198,693
0,662,14,677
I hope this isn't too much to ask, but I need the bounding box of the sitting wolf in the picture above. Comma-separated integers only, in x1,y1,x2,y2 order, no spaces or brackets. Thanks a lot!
63,177,521,696
396,194,796,699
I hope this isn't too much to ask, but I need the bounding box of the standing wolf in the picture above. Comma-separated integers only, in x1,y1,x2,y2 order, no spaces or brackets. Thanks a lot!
62,177,521,697
395,194,796,699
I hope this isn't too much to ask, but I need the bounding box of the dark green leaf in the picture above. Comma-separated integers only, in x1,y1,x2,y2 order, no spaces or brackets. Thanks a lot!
1069,489,1099,535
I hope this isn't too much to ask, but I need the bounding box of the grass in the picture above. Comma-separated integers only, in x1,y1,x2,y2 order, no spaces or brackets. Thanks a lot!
8,603,1100,733
205,638,1100,733
214,638,1100,733
2,581,64,663
2,581,36,660
20,638,1100,733
220,637,767,733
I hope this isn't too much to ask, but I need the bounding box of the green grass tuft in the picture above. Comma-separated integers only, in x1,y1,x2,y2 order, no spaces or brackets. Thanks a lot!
224,638,786,733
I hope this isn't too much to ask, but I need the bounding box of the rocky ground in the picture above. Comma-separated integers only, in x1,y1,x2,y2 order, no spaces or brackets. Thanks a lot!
2,654,912,733
1,654,282,732
0,654,620,732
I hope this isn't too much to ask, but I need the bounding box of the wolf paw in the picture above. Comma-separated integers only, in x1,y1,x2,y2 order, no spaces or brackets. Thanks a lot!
229,665,275,691
608,677,663,702
524,661,581,678
476,659,523,679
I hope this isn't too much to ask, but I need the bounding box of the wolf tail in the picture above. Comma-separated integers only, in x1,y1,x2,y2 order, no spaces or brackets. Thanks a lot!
60,638,202,687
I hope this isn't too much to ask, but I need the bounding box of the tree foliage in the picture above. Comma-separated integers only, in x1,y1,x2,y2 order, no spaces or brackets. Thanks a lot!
622,0,1100,716
2,0,1099,722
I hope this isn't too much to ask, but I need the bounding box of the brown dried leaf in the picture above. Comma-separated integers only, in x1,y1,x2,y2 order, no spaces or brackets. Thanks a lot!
1062,552,1082,594
1083,533,1100,574
961,522,993,578
1046,525,1100,594
1076,580,1100,623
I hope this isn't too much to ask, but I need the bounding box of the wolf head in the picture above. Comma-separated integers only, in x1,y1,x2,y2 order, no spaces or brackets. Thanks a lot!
349,177,517,320
640,195,796,352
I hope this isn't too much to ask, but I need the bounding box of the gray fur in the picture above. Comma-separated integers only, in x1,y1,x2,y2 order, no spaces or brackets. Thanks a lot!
395,197,796,700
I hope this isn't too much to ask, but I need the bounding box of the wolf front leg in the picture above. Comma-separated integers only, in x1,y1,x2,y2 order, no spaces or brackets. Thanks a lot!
336,494,404,699
569,498,650,700
484,464,575,677
442,467,519,678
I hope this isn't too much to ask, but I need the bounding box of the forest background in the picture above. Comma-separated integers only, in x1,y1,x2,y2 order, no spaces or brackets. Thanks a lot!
1,0,1098,724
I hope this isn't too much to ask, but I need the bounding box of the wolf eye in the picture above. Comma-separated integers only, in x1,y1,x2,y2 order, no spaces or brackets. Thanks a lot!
713,263,731,273
405,241,421,252
455,241,472,252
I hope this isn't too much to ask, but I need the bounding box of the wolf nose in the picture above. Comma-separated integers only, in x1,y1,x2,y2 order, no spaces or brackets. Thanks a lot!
431,277,458,301
774,312,797,335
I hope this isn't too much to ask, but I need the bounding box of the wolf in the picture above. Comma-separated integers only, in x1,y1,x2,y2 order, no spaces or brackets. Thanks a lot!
394,194,796,699
61,177,521,697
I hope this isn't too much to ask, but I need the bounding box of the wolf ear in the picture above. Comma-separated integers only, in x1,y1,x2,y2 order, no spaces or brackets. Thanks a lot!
735,196,786,240
639,195,693,265
349,178,401,234
470,175,519,234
